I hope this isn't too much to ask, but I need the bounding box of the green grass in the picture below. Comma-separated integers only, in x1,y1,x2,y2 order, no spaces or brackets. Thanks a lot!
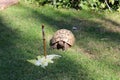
0,2,120,80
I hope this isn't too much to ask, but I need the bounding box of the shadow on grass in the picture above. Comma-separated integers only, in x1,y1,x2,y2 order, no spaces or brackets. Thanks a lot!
101,17,120,27
0,16,19,79
0,16,28,80
0,15,38,80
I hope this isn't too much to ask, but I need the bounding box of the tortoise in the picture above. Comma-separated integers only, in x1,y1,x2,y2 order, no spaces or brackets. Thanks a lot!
50,29,75,50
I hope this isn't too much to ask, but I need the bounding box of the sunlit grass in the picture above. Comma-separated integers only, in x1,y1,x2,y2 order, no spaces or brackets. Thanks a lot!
0,2,120,80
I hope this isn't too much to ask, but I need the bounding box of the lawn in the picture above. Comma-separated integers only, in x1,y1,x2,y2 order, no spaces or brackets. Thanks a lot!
0,2,120,80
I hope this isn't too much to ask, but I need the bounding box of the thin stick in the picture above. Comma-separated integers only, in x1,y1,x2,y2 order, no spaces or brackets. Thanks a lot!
42,25,47,58
105,0,112,12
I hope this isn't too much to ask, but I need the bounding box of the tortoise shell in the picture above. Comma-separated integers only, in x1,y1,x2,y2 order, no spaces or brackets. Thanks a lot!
50,29,75,50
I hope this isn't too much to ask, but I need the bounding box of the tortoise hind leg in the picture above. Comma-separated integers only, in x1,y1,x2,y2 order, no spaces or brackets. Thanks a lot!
63,43,70,51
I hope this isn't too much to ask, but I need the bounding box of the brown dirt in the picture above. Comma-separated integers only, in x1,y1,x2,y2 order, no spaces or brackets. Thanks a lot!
0,0,19,10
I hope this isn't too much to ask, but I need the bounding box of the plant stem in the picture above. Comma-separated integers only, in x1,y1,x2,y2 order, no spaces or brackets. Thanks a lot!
105,0,112,12
42,25,47,58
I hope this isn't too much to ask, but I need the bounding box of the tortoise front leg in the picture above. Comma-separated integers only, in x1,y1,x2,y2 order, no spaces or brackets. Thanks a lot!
63,42,69,51
52,43,57,49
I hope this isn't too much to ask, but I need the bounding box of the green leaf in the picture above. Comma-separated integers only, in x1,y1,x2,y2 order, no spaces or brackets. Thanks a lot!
79,4,89,10
117,7,120,12
100,3,106,8
109,0,115,5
